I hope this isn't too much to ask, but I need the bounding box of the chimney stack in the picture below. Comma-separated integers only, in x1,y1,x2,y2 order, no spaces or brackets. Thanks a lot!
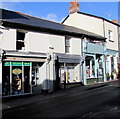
69,0,80,14
111,20,118,24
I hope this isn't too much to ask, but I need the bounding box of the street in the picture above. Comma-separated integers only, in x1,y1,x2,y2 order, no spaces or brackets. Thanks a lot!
2,80,120,119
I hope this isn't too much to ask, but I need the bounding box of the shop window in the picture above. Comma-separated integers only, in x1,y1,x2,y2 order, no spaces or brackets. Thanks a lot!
12,66,22,95
111,57,114,72
16,31,25,50
65,36,70,53
2,61,31,96
85,56,95,78
108,30,113,42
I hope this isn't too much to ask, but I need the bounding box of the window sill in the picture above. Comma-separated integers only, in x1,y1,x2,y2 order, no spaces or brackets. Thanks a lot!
109,40,114,42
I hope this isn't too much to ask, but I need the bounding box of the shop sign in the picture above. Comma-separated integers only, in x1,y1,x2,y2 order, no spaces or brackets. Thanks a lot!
12,62,22,66
12,68,22,75
4,62,30,66
4,62,10,66
24,62,30,66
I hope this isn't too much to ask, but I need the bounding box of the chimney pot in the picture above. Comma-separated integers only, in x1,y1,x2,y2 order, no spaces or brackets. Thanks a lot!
69,0,80,14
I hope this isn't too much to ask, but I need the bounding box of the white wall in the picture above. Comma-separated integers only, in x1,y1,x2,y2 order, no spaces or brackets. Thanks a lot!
70,37,81,55
27,32,50,53
64,13,104,36
27,32,66,54
49,34,65,53
0,28,16,50
0,26,82,55
104,21,118,51
64,13,119,52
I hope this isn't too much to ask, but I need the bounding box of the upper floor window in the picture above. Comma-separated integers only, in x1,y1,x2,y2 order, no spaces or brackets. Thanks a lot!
108,30,113,42
65,36,71,53
16,31,25,50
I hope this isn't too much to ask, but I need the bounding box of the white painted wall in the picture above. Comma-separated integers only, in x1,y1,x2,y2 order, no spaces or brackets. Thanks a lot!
0,26,81,56
27,32,66,54
39,62,48,90
49,34,65,53
104,21,118,51
63,13,104,36
63,12,119,52
27,32,50,53
70,37,81,55
0,28,16,50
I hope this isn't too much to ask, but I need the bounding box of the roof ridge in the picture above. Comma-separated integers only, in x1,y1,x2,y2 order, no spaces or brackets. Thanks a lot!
77,11,119,26
15,11,62,25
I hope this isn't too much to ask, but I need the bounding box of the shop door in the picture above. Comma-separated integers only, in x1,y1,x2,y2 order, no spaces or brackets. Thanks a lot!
12,66,22,95
24,66,30,93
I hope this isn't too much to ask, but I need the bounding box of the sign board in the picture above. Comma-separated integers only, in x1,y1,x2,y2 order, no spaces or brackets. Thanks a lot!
4,62,30,66
12,68,22,75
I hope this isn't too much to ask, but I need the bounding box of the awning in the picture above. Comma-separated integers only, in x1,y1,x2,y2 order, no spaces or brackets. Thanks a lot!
55,53,80,64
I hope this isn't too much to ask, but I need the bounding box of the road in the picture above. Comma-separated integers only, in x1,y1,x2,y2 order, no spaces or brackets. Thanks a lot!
2,80,120,119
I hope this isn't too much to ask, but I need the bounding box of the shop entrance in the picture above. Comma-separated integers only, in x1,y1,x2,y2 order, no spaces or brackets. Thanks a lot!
12,66,22,95
2,61,31,96
85,56,95,78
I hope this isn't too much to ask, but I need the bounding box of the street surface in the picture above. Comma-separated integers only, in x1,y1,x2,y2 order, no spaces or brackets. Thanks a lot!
2,80,120,119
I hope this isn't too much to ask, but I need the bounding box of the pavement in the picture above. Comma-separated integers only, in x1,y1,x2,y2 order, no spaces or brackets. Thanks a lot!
2,79,119,111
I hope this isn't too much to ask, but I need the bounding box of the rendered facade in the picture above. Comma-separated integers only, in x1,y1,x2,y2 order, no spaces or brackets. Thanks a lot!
0,9,106,97
0,1,119,97
63,0,119,84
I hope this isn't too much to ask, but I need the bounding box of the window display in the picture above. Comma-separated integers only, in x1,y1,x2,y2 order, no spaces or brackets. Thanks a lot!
12,66,22,95
2,61,31,96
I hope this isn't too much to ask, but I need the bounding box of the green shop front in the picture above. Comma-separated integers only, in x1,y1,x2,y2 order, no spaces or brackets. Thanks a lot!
2,61,32,96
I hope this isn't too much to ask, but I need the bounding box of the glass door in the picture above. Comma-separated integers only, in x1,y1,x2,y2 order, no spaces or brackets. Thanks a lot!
12,66,22,95
24,66,30,93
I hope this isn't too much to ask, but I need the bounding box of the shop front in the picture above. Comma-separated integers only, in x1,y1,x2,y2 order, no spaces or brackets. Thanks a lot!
105,49,119,80
1,50,47,97
54,53,81,89
85,54,104,84
2,61,32,96
82,41,106,85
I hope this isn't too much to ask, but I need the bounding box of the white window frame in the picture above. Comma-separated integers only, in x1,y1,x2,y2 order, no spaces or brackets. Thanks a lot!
108,30,113,42
65,36,71,53
16,30,26,50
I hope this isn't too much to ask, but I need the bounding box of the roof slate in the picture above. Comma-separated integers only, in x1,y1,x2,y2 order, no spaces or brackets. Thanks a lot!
0,9,106,40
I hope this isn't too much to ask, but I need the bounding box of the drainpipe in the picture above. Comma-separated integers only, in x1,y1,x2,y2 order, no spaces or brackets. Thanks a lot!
0,50,2,94
81,35,87,85
0,50,5,95
117,25,120,80
103,19,107,82
0,50,5,118
64,63,67,89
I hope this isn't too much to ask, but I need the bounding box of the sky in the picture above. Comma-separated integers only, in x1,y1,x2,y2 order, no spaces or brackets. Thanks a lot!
0,1,119,23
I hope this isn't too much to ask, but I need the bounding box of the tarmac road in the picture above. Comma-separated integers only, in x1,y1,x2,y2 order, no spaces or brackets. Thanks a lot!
2,80,120,119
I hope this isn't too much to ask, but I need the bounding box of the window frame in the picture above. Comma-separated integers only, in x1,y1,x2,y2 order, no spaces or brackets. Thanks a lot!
108,30,113,42
16,30,26,50
65,36,71,53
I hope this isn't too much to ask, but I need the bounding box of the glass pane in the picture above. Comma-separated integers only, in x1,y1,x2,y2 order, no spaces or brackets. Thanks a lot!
24,66,30,93
65,46,69,53
12,66,22,95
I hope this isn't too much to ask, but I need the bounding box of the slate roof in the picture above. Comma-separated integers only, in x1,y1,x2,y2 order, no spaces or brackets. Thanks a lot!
0,9,106,41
